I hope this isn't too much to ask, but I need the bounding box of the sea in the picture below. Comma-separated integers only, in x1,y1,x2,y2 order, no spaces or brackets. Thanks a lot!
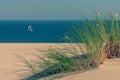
0,20,78,43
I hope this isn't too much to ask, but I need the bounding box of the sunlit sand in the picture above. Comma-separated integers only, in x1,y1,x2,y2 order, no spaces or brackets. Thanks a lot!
0,43,120,80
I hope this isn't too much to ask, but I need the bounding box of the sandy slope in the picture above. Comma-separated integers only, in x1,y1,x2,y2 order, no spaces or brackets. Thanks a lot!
60,59,120,80
0,43,120,80
0,43,66,80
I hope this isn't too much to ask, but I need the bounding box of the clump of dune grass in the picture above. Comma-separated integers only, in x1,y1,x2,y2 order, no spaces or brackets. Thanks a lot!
21,46,90,80
18,11,120,80
69,10,120,67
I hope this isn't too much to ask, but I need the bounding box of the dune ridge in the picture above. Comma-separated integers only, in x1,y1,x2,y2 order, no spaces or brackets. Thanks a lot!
0,43,120,80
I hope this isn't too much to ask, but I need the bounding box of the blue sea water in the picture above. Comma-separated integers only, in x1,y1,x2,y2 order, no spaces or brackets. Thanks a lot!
0,20,77,43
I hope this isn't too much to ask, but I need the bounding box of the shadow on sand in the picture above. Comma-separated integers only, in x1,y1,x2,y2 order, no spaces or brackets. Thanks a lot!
23,54,88,80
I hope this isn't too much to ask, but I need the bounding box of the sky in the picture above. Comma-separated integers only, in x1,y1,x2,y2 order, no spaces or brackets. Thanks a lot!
0,0,120,20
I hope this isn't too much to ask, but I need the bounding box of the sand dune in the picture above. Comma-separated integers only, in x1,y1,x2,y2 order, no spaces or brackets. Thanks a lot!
0,43,57,80
0,43,75,80
60,59,120,80
0,43,120,80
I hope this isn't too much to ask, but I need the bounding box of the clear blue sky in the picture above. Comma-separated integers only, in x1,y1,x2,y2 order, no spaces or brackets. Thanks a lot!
0,0,120,20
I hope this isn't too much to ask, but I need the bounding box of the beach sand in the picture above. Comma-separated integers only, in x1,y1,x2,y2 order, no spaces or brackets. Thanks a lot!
0,43,75,80
59,59,120,80
0,43,55,80
0,43,120,80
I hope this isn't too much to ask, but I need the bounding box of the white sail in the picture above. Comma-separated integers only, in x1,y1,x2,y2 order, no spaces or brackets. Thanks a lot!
28,25,33,32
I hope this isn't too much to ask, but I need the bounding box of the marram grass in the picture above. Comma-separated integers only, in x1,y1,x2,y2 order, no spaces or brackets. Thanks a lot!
20,45,89,80
17,11,120,80
70,10,120,67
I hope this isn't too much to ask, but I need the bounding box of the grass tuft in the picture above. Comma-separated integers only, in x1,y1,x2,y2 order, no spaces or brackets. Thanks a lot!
69,10,120,67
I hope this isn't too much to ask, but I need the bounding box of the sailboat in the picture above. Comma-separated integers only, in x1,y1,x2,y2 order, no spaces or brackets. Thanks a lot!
28,25,33,32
